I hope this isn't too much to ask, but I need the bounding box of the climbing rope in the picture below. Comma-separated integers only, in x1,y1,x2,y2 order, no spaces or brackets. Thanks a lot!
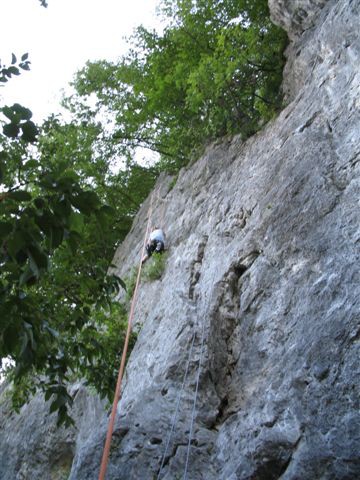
157,282,212,479
98,178,211,479
157,332,197,480
183,306,208,479
98,193,155,480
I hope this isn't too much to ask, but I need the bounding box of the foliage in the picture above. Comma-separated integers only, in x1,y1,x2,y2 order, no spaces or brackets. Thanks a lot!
125,266,139,303
70,303,137,402
143,252,167,281
0,109,156,425
68,0,287,172
0,111,115,424
125,252,167,302
0,54,31,85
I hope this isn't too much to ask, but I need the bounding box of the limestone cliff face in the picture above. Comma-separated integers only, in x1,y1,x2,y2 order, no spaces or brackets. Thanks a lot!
1,0,359,479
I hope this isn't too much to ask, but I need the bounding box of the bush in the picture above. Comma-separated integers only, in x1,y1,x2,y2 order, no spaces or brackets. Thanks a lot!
125,267,139,302
143,253,167,281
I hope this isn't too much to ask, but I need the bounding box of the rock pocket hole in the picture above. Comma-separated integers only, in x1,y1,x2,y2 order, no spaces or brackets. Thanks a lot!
150,437,163,445
234,264,248,277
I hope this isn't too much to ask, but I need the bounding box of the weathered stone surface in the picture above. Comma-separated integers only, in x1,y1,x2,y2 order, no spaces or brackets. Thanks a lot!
0,382,107,480
1,0,359,479
269,0,329,39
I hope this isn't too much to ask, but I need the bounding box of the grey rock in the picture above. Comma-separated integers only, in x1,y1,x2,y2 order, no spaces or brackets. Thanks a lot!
1,0,359,479
269,0,329,39
0,382,107,480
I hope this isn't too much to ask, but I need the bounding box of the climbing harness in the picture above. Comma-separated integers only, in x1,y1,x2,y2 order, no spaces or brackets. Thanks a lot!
98,192,155,480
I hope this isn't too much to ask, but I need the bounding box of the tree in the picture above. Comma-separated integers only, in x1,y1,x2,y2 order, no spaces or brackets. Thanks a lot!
69,0,287,172
0,106,157,424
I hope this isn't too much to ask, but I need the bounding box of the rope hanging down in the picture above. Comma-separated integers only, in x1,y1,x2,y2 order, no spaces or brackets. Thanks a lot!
98,193,155,480
157,332,196,480
158,283,211,479
182,281,215,480
183,306,207,480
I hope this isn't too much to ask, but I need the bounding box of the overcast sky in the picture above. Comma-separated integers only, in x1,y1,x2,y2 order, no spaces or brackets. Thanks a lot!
0,0,161,122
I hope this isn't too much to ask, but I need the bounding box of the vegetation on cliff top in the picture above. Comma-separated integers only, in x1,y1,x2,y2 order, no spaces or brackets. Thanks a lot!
70,0,287,172
0,0,287,425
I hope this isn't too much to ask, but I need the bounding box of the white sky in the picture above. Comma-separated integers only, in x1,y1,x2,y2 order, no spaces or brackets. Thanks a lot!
0,0,162,122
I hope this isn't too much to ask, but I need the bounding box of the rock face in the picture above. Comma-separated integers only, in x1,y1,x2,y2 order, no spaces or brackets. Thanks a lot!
269,0,328,40
0,382,107,480
1,0,359,478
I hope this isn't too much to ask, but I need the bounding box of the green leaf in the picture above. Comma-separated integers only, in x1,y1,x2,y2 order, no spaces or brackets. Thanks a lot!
44,390,53,402
0,161,5,183
3,322,19,354
49,397,60,414
58,171,79,188
27,244,49,272
0,221,12,237
53,198,71,219
8,66,20,76
16,249,28,265
19,330,29,358
24,160,38,170
34,197,46,209
100,205,115,215
95,208,108,229
7,230,27,257
49,226,64,249
2,106,16,122
35,210,57,234
70,191,100,215
2,104,32,125
3,123,20,138
67,231,82,254
9,191,32,202
21,121,38,142
21,53,29,61
13,103,32,120
113,274,126,291
69,211,84,233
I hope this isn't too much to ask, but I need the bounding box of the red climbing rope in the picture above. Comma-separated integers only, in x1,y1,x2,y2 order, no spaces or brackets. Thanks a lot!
98,193,154,480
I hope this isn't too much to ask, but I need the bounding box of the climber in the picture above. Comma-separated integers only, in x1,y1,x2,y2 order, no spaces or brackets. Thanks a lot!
142,227,165,264
142,227,166,264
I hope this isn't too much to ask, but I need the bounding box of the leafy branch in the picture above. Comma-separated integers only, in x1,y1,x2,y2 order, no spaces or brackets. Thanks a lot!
0,53,30,84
